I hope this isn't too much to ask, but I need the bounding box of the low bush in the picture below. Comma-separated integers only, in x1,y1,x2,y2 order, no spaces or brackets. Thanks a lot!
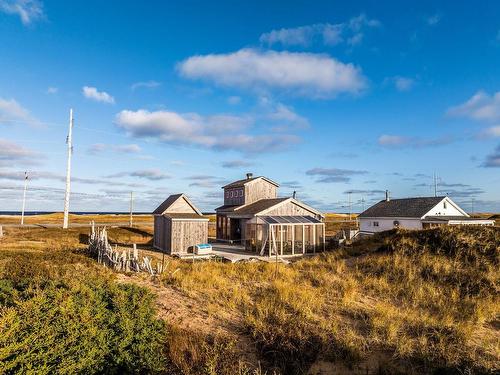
0,251,166,374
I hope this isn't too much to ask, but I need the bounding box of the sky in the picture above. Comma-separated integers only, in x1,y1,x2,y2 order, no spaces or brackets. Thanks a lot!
0,0,499,213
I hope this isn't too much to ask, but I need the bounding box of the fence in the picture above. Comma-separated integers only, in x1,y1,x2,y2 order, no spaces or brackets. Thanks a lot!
88,223,164,275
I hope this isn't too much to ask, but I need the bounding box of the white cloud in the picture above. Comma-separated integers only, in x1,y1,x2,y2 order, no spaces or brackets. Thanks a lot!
447,91,500,122
106,169,171,181
221,160,254,169
426,14,441,26
87,143,142,155
394,76,415,91
82,86,115,104
227,96,241,105
131,80,161,91
378,134,453,148
0,0,44,25
46,87,58,94
478,125,500,139
266,103,309,130
115,108,300,154
259,14,380,47
0,97,39,125
0,138,40,165
378,135,409,146
306,167,368,183
482,144,500,168
178,49,367,97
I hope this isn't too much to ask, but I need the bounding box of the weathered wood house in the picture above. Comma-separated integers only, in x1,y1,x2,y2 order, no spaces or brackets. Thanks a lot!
216,173,325,255
153,194,208,254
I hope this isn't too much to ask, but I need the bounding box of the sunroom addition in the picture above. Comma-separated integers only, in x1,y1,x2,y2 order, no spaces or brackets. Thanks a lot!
245,216,325,256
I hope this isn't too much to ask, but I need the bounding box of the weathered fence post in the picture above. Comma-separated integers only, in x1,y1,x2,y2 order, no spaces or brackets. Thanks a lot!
0,225,3,238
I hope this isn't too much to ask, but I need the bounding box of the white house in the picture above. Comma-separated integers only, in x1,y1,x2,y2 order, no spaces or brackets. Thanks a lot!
358,194,494,234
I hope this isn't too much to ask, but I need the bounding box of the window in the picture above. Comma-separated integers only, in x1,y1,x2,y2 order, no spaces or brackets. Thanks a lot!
226,191,229,198
230,191,233,198
373,221,379,227
443,201,447,209
239,189,243,197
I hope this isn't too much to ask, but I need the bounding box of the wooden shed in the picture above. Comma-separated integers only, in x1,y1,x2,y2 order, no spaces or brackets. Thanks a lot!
153,194,208,255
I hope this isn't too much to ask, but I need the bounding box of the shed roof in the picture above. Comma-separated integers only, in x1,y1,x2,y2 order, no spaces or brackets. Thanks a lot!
222,176,279,189
358,197,446,218
152,193,202,215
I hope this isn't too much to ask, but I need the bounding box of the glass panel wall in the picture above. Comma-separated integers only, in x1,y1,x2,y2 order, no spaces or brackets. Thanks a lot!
244,219,325,256
294,225,304,254
282,225,293,255
304,225,314,253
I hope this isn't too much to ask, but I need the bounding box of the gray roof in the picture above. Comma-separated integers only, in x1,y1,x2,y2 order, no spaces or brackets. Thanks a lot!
216,198,289,216
358,197,446,218
215,204,239,212
235,198,289,215
222,176,279,189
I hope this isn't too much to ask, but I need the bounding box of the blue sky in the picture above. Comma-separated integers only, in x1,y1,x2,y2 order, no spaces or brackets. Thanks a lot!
0,0,499,213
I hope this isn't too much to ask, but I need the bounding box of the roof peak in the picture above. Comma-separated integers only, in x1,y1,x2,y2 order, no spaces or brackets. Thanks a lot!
222,175,280,189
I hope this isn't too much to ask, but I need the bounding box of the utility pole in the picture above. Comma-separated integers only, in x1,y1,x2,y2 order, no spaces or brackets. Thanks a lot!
347,191,352,221
63,109,74,229
361,196,365,212
129,191,134,227
20,171,28,225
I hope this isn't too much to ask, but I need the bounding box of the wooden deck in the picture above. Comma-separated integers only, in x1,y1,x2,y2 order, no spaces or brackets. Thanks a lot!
176,242,316,263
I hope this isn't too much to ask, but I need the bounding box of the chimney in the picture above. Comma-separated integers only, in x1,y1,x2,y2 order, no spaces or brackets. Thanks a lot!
292,191,296,199
385,190,390,201
246,172,253,180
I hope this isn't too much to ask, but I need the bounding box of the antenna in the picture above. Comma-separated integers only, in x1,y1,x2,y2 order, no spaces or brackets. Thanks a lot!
20,171,28,225
129,191,134,227
63,109,74,229
433,172,438,197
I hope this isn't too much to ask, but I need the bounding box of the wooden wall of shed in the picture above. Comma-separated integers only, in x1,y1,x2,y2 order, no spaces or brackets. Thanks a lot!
245,179,277,205
165,197,197,214
170,220,208,254
266,201,317,217
154,216,172,252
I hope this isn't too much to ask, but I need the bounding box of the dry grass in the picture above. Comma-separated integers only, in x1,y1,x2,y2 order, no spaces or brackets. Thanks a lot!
0,220,498,374
157,226,499,374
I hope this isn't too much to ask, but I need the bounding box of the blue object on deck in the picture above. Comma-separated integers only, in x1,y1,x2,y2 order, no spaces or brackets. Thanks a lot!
195,243,212,254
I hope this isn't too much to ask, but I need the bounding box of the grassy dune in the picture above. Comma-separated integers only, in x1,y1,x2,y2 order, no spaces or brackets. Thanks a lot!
0,224,498,374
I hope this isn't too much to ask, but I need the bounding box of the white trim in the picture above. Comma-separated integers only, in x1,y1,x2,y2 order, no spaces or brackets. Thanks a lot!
420,197,469,219
170,218,209,222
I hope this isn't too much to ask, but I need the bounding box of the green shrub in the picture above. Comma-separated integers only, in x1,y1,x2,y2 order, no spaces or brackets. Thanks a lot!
0,251,166,374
